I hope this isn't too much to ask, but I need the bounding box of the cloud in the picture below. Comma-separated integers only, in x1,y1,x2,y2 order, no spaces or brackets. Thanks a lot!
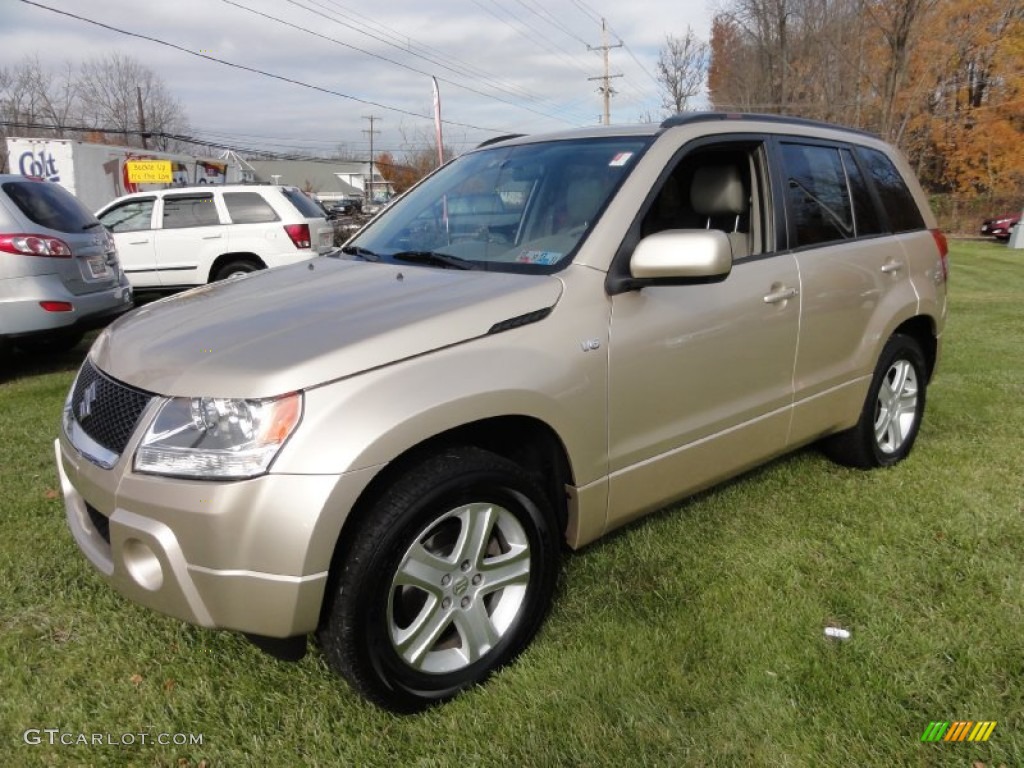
2,0,714,154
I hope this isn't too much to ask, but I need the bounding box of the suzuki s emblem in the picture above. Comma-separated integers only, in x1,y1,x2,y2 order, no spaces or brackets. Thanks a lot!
78,382,98,422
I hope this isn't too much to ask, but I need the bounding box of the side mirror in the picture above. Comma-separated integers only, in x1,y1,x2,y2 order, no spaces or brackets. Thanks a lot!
630,229,732,281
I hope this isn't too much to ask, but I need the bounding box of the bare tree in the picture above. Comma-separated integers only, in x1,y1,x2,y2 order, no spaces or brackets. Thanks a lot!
0,55,79,136
75,53,190,150
656,30,710,115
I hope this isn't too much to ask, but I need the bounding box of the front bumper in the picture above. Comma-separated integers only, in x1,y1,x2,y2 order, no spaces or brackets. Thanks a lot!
55,432,371,638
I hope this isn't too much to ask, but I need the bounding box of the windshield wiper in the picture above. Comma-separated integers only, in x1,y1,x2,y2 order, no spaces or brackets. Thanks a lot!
390,250,476,270
340,245,380,262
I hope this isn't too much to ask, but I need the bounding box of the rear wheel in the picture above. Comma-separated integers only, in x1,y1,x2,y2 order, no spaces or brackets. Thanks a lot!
822,333,927,468
318,446,560,713
212,259,261,281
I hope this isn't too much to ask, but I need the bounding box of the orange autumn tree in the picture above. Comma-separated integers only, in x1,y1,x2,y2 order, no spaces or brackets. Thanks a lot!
917,0,1024,197
706,0,1024,197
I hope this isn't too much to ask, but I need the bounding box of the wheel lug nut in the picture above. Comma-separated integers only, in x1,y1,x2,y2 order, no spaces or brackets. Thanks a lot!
472,574,482,585
460,597,470,609
442,597,451,609
460,560,471,572
441,574,451,586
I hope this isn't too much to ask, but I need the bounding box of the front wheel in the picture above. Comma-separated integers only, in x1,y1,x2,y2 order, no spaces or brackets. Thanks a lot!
318,446,561,713
822,333,928,468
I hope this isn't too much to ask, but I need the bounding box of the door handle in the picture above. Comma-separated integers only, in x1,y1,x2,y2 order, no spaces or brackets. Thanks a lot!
128,239,149,245
763,286,798,304
880,261,903,273
202,234,223,240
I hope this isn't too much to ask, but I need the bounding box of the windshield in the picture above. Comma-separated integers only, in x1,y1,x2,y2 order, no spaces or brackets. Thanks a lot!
341,136,650,273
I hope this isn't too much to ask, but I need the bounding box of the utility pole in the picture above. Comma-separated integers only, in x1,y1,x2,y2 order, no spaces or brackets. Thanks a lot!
136,85,149,149
587,18,622,125
363,115,380,203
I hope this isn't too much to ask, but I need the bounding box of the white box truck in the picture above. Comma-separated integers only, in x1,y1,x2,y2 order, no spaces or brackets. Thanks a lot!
4,137,247,211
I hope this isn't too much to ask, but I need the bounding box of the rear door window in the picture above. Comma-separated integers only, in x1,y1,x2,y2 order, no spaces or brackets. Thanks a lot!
780,143,854,248
99,198,155,232
1,180,97,233
162,194,219,229
856,148,925,233
223,192,280,224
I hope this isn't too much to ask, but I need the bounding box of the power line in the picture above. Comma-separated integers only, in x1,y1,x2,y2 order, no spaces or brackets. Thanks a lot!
468,0,594,78
15,0,509,134
298,0,548,107
273,0,567,113
0,119,441,167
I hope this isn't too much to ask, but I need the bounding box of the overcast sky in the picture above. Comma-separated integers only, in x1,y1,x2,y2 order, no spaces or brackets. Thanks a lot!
3,0,714,158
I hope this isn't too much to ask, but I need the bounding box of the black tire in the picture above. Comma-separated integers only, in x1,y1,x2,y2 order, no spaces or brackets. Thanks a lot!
212,259,261,282
317,446,560,713
13,331,84,354
822,333,928,469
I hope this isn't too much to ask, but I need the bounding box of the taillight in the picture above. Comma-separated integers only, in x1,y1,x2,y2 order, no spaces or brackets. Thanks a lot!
284,224,312,249
40,301,74,312
0,233,73,257
930,228,949,283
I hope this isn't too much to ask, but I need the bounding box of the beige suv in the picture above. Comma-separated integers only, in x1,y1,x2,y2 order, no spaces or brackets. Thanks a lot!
55,114,948,712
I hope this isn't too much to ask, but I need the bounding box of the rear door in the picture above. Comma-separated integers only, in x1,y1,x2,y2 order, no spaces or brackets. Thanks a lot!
152,192,226,286
776,139,921,444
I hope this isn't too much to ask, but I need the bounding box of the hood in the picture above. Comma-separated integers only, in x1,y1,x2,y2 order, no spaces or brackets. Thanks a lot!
91,257,563,398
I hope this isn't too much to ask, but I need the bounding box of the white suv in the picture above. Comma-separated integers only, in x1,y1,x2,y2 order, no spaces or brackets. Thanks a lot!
96,184,334,289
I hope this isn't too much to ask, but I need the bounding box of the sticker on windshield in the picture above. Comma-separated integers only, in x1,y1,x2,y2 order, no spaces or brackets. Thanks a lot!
609,152,634,167
516,250,562,265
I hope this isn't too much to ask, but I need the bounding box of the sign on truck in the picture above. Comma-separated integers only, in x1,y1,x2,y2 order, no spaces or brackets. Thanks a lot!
125,160,173,184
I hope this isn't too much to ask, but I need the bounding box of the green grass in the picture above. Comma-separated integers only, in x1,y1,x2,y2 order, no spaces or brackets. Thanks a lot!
1,239,1022,767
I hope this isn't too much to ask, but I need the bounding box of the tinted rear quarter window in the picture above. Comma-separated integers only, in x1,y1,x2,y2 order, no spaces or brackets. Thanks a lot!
223,192,280,224
841,149,884,237
856,148,925,233
280,188,326,218
2,180,96,233
162,194,219,229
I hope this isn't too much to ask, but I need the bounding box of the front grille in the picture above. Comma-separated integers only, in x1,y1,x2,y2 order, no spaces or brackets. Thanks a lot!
70,360,153,456
86,503,111,545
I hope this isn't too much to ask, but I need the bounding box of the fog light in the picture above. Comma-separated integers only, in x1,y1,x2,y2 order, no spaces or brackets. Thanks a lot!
122,539,163,591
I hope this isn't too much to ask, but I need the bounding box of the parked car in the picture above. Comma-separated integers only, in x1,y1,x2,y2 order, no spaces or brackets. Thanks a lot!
95,184,334,289
56,113,949,713
980,212,1020,241
321,196,363,216
0,174,132,353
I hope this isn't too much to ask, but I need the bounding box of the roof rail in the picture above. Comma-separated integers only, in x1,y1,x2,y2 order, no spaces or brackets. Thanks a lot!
659,111,878,139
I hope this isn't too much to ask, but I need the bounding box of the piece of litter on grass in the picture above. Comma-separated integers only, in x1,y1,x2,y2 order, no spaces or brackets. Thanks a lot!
824,626,851,640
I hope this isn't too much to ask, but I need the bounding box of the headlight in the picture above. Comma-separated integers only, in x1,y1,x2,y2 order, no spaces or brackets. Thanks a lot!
134,393,302,479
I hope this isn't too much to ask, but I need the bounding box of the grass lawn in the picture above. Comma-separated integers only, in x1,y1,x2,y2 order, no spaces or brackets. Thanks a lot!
1,239,1021,767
